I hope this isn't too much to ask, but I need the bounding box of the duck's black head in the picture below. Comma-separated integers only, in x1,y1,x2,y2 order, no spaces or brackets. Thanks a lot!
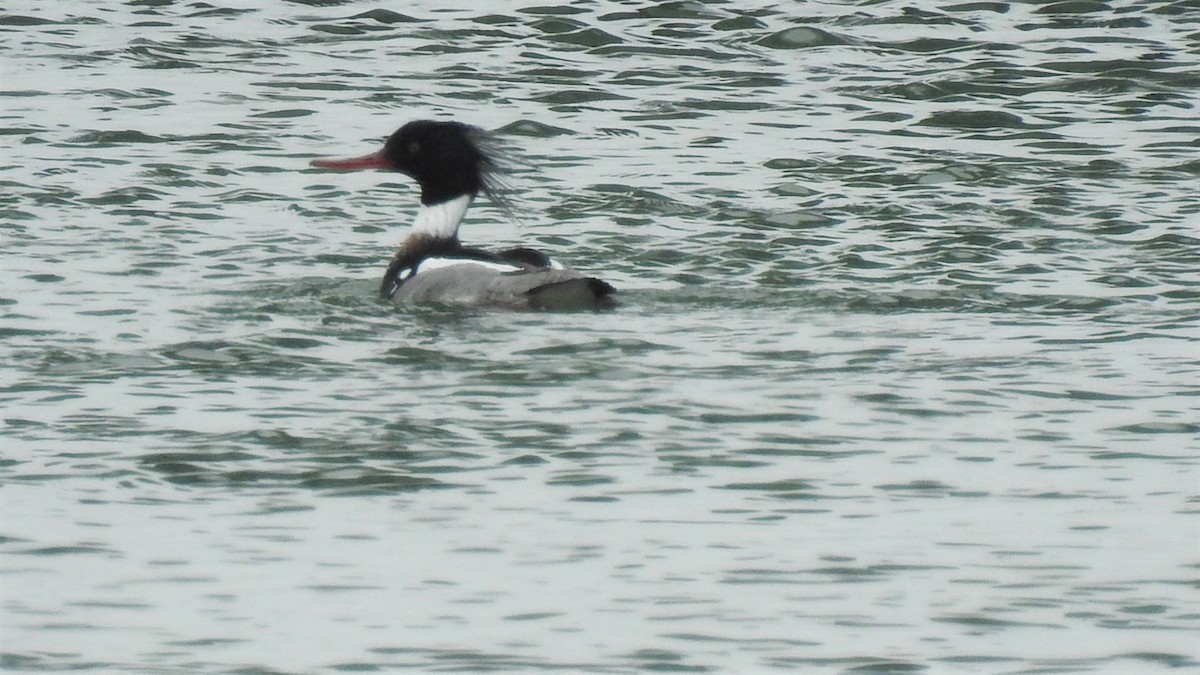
312,120,509,207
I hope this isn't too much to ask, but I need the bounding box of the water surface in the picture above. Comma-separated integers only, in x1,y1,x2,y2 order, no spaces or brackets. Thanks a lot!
2,1,1198,672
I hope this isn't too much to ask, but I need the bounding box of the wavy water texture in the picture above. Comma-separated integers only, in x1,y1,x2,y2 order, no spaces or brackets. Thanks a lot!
1,1,1198,673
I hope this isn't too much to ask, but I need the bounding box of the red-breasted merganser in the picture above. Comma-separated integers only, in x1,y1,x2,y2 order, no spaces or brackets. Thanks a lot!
311,120,615,309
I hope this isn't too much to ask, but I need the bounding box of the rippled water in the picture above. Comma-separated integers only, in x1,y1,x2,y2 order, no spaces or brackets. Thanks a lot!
3,1,1199,672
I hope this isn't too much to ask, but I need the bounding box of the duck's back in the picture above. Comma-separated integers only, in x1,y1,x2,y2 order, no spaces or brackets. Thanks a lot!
391,261,614,309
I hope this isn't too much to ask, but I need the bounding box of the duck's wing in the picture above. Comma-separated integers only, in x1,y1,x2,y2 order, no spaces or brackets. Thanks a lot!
496,247,563,270
390,260,613,309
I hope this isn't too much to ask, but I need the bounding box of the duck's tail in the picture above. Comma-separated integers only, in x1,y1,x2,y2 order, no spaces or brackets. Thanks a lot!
526,278,616,310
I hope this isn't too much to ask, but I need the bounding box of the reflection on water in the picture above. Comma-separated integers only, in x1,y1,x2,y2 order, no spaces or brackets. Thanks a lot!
2,1,1198,672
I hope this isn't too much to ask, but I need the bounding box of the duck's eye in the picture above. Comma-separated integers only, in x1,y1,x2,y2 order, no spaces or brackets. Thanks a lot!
407,141,420,155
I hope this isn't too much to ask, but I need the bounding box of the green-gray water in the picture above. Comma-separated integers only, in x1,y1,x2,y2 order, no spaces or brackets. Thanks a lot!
2,1,1198,672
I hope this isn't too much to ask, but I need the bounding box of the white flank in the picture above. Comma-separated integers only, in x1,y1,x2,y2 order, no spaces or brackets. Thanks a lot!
411,194,473,239
416,257,523,275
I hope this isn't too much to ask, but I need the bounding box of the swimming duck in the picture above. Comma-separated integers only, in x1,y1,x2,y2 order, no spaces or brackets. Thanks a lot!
311,120,615,309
